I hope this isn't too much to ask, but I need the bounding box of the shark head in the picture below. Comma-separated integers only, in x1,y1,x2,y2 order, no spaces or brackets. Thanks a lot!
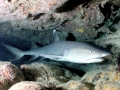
84,48,111,63
65,42,112,63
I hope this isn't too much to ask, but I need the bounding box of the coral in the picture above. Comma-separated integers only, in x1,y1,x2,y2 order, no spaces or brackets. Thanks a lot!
0,62,24,90
8,81,47,90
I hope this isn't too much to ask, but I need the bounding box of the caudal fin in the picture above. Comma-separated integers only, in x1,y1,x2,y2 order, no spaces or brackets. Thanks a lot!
2,43,24,61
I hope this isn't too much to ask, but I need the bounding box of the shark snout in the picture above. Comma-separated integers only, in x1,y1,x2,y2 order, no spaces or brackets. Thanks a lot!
100,51,111,57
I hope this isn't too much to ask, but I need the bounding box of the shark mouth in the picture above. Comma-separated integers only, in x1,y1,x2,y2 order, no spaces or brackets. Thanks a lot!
85,57,104,63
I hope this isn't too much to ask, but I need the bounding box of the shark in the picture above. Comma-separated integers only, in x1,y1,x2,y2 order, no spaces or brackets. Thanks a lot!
2,30,111,63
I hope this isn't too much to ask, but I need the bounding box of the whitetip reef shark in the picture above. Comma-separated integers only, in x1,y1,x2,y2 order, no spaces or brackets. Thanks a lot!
2,30,111,63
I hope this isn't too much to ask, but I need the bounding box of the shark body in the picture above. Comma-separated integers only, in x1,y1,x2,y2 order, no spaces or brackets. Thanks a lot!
2,30,111,63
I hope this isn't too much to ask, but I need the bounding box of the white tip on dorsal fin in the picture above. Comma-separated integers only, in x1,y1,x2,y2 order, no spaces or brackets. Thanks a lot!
53,29,59,42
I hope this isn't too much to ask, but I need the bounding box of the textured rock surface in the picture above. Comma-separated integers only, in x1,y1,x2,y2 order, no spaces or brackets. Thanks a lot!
0,0,120,43
57,80,94,90
1,0,120,90
95,82,120,90
81,70,120,90
0,0,67,21
8,81,47,90
0,0,106,45
20,63,81,88
0,62,24,90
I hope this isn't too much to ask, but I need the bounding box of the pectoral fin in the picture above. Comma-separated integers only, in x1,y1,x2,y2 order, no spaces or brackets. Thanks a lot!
39,54,66,61
29,55,39,61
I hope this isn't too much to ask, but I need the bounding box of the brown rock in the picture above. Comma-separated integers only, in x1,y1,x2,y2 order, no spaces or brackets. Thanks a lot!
20,63,80,88
109,0,120,7
0,0,68,21
81,69,120,89
0,0,106,43
56,80,94,90
95,82,120,90
8,81,47,90
0,62,24,90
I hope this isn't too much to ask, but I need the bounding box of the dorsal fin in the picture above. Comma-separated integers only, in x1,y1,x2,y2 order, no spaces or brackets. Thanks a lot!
53,29,59,42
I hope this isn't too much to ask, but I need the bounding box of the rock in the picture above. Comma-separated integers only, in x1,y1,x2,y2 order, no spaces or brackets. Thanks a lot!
0,0,68,21
0,0,120,89
20,63,81,88
95,82,120,90
0,62,24,90
81,69,120,89
8,81,47,90
0,0,107,45
56,80,94,90
109,0,120,7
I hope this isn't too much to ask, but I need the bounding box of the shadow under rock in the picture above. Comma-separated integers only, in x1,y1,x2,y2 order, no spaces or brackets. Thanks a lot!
56,0,90,12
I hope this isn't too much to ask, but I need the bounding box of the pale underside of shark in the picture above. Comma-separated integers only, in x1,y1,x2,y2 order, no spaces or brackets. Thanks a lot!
2,30,111,63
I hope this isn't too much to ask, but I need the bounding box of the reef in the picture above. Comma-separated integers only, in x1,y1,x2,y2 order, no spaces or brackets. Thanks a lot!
0,61,119,90
0,0,120,90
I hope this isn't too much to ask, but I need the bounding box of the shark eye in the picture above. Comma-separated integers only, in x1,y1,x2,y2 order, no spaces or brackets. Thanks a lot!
90,51,93,54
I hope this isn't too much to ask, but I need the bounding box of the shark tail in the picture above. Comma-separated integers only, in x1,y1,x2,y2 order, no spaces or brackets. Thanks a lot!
2,43,24,61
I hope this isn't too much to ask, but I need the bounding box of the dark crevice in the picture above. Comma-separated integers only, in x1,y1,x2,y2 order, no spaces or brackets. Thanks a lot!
93,32,106,39
112,15,120,25
106,44,113,51
109,26,117,32
8,0,12,2
82,1,90,8
56,0,90,12
99,3,112,20
98,3,120,29
59,63,85,77
21,68,37,81
66,33,76,41
27,13,33,19
60,20,69,26
27,13,45,20
33,13,45,20
96,3,112,28
117,53,120,71
35,42,44,47
94,23,104,29
64,67,85,77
